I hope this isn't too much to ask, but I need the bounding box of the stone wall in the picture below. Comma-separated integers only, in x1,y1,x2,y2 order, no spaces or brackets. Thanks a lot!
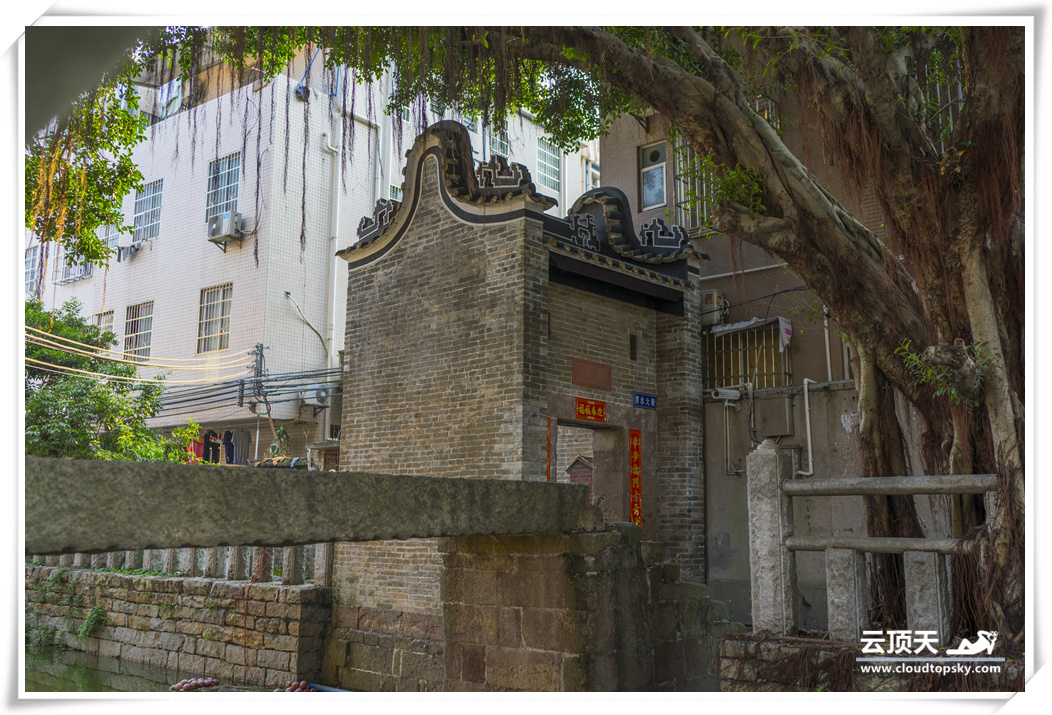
25,566,330,687
322,605,445,691
439,525,738,691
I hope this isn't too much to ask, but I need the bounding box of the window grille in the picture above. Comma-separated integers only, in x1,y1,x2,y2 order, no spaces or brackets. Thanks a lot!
124,302,154,361
60,253,93,282
673,139,717,235
133,180,163,242
25,246,39,295
100,225,120,251
705,320,792,389
489,128,509,159
205,152,240,222
389,184,403,202
93,310,114,336
914,62,964,155
751,96,781,131
197,283,232,354
537,136,561,193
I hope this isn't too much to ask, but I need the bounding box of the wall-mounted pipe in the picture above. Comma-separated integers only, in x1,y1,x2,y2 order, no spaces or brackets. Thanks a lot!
796,378,816,476
822,306,833,382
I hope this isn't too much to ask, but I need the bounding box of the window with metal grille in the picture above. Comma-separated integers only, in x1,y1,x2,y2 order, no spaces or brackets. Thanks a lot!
205,152,240,222
124,302,154,361
673,139,716,235
639,142,667,210
751,96,781,131
100,225,120,252
60,252,92,282
488,127,509,159
537,136,561,193
25,246,39,295
93,310,114,336
705,320,792,389
914,63,964,155
389,184,403,202
133,180,163,242
197,284,232,354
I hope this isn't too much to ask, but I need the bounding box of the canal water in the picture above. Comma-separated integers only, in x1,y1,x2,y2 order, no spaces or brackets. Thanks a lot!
25,646,194,692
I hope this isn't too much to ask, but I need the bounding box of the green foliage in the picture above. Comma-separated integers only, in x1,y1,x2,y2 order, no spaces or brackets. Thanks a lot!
895,339,992,406
75,605,108,640
25,67,146,265
25,299,200,462
268,424,292,457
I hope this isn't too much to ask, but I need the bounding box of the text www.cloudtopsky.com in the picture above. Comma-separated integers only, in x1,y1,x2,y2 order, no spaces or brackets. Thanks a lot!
858,662,1003,676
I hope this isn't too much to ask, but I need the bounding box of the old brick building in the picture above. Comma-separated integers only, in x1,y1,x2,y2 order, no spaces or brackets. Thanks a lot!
332,122,711,644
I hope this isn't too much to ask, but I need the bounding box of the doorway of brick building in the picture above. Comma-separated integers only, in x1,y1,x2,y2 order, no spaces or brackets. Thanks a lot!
553,423,625,522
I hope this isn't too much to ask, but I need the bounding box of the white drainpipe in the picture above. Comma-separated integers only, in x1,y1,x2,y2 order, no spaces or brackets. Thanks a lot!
796,378,817,476
320,88,381,440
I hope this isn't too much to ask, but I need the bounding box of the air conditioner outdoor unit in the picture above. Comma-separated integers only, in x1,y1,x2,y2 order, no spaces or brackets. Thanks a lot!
207,212,243,251
700,289,728,326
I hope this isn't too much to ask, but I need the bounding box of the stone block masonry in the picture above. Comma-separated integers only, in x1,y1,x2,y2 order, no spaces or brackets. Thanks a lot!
439,525,740,691
25,567,330,687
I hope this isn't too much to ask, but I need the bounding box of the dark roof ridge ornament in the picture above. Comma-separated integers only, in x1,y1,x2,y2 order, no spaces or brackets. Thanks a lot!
567,187,701,265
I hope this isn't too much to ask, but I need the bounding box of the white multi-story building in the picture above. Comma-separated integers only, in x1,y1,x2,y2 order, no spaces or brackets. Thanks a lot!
26,49,600,465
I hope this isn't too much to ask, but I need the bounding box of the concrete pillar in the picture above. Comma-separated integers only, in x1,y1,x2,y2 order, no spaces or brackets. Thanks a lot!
825,548,869,642
313,543,334,587
904,550,953,645
162,548,178,574
227,545,248,580
124,550,143,570
105,550,123,569
746,438,797,635
282,546,304,585
203,547,219,578
89,553,104,569
72,553,88,568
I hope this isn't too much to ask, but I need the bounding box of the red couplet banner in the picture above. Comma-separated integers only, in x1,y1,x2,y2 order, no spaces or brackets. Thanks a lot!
629,429,642,527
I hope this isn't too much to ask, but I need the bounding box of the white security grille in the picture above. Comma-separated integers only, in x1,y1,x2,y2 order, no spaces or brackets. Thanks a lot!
124,302,154,361
94,310,114,336
489,128,509,159
197,284,232,354
133,180,163,241
537,136,561,192
25,246,39,295
206,153,240,222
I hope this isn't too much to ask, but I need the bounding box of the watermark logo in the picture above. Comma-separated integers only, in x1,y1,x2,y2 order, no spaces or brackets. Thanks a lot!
945,630,998,656
856,629,1005,677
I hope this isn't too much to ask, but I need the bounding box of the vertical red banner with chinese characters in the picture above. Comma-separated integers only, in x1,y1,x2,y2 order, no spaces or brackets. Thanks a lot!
629,429,642,527
546,418,552,482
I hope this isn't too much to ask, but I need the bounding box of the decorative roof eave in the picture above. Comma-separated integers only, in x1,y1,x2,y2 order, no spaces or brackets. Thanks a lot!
547,237,695,290
336,121,557,268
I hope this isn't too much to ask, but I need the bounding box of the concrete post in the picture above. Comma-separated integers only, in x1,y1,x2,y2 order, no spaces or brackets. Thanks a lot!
746,438,797,635
904,550,953,645
227,545,247,580
124,550,143,570
90,553,104,569
313,543,334,587
162,548,178,574
105,551,123,569
282,546,304,585
72,553,88,568
825,548,869,642
204,547,219,578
